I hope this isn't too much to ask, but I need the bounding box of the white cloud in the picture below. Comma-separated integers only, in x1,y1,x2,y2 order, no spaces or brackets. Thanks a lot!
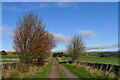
3,3,49,12
53,33,71,43
39,3,48,8
3,6,29,12
86,44,118,50
77,30,95,39
52,48,67,52
53,43,118,52
56,3,68,8
3,3,80,12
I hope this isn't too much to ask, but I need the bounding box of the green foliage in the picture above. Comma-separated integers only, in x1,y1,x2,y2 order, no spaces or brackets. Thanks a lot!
53,52,64,57
13,52,17,55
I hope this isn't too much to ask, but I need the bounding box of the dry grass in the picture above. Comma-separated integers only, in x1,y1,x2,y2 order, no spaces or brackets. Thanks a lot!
71,63,117,78
2,64,42,78
57,57,63,62
2,58,52,78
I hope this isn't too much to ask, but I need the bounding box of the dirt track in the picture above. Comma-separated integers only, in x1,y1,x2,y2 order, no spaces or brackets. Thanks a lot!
47,58,79,79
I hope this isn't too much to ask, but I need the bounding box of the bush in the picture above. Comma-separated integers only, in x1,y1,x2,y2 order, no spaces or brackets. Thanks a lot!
53,52,64,57
2,50,7,55
16,63,29,73
13,52,17,55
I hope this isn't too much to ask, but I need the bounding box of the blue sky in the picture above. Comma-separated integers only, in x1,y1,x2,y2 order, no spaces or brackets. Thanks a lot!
1,2,118,52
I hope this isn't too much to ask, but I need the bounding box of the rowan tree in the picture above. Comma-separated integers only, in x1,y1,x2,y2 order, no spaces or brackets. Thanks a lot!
67,35,85,61
13,12,55,65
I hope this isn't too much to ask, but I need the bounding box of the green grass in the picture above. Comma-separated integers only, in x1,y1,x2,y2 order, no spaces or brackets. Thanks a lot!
28,61,52,78
0,60,18,62
64,64,95,78
1,56,19,59
63,57,72,61
56,57,59,62
63,57,119,65
78,57,118,65
0,52,18,56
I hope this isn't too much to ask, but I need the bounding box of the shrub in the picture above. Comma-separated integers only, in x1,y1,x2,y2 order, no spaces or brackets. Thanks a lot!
2,50,7,55
13,52,17,55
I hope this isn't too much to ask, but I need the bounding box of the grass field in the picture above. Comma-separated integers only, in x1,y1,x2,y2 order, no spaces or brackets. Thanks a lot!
1,56,19,58
0,60,18,62
63,57,119,65
0,52,18,56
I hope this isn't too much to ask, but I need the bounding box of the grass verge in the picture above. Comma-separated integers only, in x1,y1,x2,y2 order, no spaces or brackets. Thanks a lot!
64,64,95,78
2,58,53,78
64,63,117,79
28,60,53,78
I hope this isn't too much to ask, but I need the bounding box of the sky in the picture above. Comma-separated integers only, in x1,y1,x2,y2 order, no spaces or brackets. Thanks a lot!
1,2,118,52
1,0,120,2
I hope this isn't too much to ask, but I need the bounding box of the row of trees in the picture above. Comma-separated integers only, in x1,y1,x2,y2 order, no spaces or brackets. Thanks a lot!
53,52,69,57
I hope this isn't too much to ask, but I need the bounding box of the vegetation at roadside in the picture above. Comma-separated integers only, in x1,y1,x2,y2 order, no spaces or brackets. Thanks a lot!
28,60,52,78
55,57,59,62
2,58,52,78
64,64,95,78
63,57,118,65
64,63,117,79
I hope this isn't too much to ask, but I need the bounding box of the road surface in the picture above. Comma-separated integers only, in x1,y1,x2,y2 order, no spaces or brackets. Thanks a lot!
47,58,79,79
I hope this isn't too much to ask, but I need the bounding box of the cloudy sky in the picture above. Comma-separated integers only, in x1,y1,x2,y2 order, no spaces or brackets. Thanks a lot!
1,2,118,52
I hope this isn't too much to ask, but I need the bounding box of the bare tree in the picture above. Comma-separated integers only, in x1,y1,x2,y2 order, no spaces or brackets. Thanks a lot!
67,35,85,61
13,12,55,65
